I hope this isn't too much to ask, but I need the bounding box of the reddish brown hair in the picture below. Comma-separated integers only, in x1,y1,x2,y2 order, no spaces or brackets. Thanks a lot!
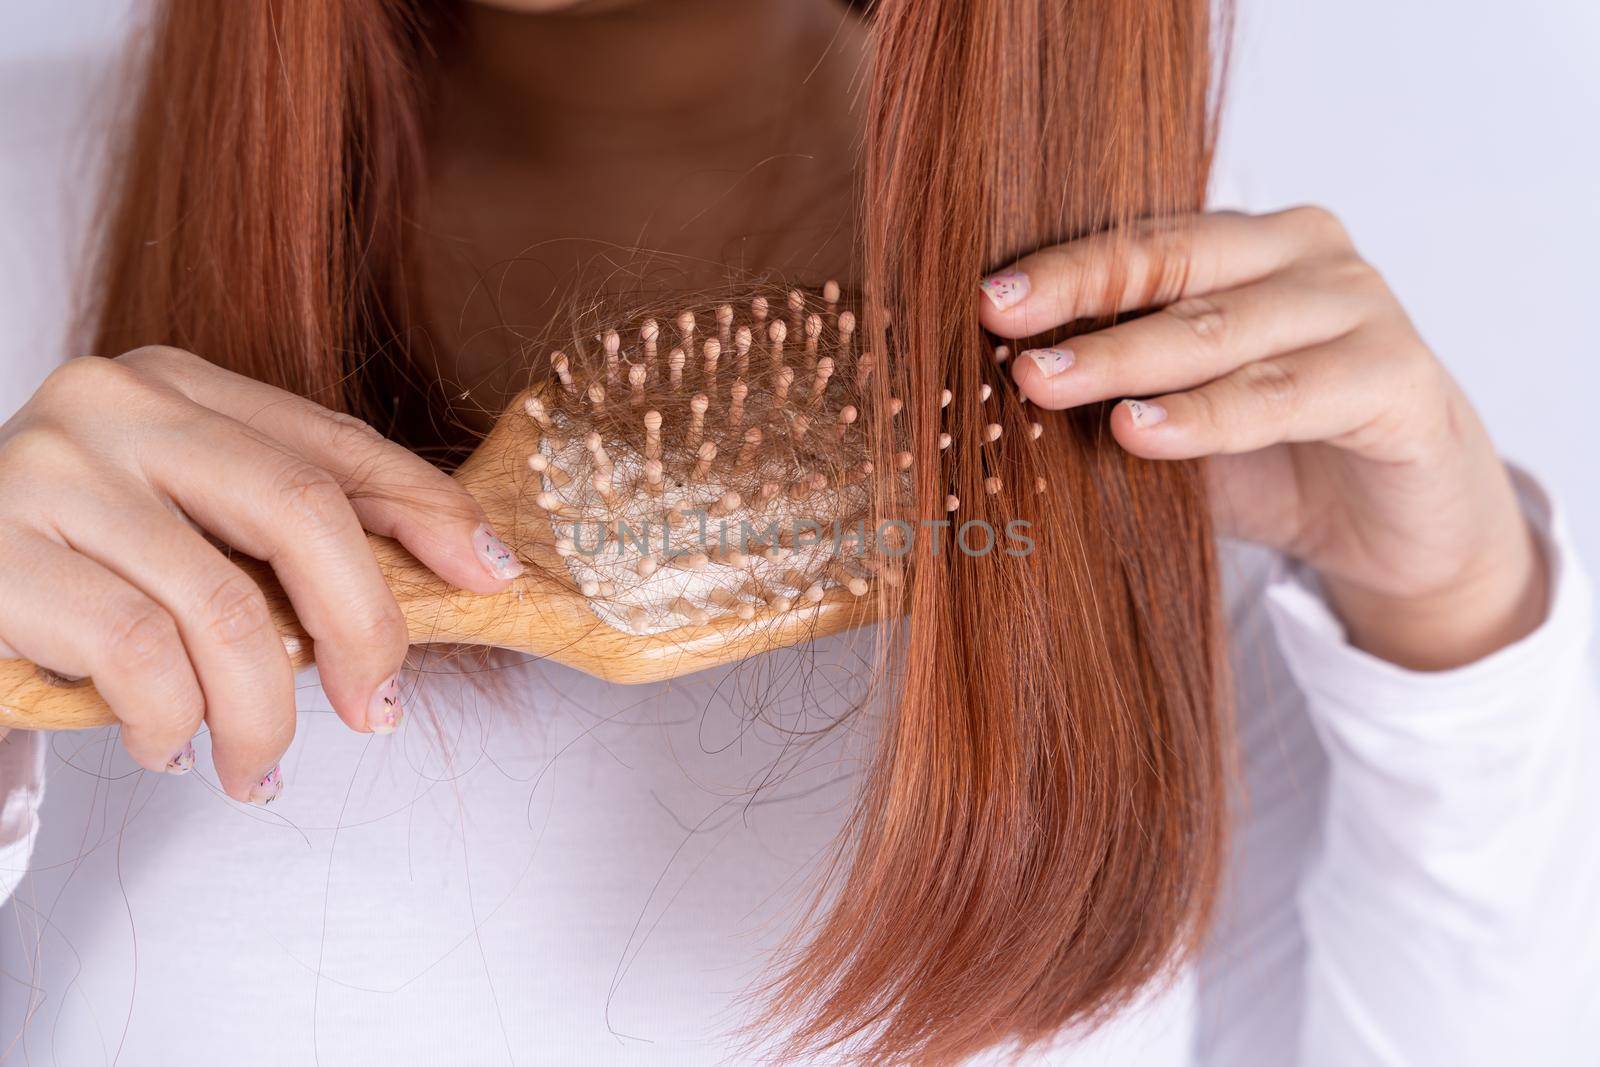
89,1,1230,1062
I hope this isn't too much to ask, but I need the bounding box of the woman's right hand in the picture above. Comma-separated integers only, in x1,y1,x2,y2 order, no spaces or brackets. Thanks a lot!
0,347,523,803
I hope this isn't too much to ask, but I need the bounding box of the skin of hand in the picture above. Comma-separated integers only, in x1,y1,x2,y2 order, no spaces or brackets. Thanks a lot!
982,206,1548,671
0,347,522,800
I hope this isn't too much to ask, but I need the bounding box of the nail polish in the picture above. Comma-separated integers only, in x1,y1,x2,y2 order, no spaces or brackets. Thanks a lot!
978,270,1031,312
1124,399,1168,427
369,674,404,734
473,523,524,580
165,740,196,775
1022,348,1074,378
249,766,283,806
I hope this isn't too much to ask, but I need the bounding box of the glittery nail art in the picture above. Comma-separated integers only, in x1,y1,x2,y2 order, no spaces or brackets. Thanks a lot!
473,523,524,580
978,270,1031,312
165,740,196,775
1023,348,1073,378
1124,399,1168,427
369,674,403,735
249,766,283,806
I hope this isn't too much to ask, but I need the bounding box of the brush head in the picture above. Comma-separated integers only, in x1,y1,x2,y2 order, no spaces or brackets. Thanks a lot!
524,282,902,637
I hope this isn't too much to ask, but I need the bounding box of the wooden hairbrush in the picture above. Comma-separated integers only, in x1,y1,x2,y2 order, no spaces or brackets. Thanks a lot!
0,281,1003,732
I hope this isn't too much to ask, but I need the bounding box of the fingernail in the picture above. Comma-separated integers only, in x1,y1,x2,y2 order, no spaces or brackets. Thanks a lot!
1022,347,1074,379
473,523,524,580
978,269,1031,312
368,674,404,734
165,740,196,775
1124,399,1168,427
249,766,283,806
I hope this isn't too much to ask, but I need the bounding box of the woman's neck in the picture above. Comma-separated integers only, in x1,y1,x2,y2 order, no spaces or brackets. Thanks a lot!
422,0,869,418
445,0,854,156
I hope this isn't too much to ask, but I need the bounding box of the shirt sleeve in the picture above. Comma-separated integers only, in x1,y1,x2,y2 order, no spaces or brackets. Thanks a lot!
0,729,46,907
1261,467,1600,1066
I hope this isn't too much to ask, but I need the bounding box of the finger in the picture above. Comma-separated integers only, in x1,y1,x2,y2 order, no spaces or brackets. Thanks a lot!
134,410,409,739
1108,329,1421,460
0,524,204,775
50,492,299,797
1010,267,1372,410
978,206,1352,338
117,347,520,593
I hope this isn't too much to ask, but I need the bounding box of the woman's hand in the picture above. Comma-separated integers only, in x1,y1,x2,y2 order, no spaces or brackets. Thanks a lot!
980,206,1547,671
0,347,522,800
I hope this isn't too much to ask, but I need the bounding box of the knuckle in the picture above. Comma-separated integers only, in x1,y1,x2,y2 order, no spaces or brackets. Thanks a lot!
314,409,385,456
0,423,83,477
1326,254,1387,297
102,600,184,678
255,715,298,759
1238,359,1301,411
37,356,138,406
201,575,274,649
113,344,194,372
272,462,353,540
1164,295,1229,346
146,691,206,740
354,601,408,656
1283,203,1350,246
1392,340,1446,396
1185,385,1224,431
114,346,211,396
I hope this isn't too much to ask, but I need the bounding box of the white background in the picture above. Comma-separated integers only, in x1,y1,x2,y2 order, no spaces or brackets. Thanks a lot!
2,0,1597,618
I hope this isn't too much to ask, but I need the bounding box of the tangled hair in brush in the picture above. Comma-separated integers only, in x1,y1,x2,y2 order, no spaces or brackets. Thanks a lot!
86,1,1231,1062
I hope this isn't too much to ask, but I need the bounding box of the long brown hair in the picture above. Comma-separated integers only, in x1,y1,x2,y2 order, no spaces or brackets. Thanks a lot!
88,1,1230,1062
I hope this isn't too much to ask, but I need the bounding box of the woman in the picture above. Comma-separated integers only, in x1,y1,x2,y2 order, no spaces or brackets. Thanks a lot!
0,0,1595,1063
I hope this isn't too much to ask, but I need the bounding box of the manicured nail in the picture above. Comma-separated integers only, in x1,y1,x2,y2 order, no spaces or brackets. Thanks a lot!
473,523,524,580
249,766,283,806
1022,347,1073,379
368,674,403,734
978,269,1031,312
165,740,196,775
1124,399,1168,427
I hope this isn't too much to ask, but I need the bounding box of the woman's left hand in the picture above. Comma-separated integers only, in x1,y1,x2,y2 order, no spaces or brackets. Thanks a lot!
979,206,1547,671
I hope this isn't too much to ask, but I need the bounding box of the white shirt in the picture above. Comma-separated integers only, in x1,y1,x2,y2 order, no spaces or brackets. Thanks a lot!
2,35,1598,1067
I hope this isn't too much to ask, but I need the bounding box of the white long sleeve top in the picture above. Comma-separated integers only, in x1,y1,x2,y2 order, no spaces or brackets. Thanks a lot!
1,32,1598,1067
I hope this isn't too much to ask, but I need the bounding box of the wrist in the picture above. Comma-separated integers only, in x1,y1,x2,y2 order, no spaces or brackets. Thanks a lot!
1321,520,1550,672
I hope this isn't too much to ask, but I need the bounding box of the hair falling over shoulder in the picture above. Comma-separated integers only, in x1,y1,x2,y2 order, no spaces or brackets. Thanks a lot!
87,1,1232,1062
